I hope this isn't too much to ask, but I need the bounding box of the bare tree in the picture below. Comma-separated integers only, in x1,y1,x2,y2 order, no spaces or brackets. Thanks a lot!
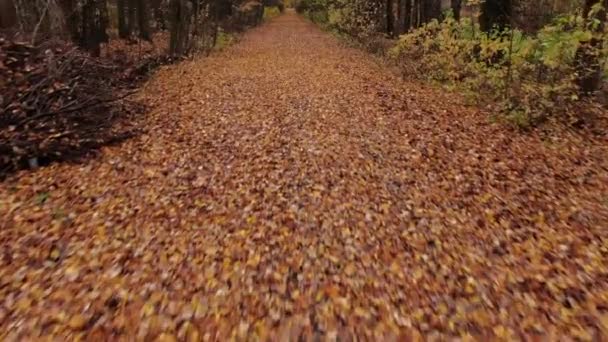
13,0,66,39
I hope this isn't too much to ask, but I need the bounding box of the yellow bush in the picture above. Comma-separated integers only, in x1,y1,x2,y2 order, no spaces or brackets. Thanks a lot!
264,6,281,20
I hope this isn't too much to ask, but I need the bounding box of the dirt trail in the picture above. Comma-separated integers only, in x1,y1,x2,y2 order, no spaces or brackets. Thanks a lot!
2,11,608,340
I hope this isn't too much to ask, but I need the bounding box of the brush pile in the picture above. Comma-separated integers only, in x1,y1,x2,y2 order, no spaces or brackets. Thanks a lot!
0,36,145,175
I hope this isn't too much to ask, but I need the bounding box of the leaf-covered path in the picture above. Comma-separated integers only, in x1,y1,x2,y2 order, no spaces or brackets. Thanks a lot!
2,11,608,340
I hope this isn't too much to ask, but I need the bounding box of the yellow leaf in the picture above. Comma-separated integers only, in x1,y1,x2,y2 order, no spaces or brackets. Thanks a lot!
49,247,61,261
471,309,490,327
192,298,207,318
68,314,88,330
390,261,401,275
485,209,496,223
412,308,424,321
493,325,513,339
479,193,493,204
437,302,449,315
97,226,106,240
354,307,370,319
413,268,423,281
142,302,156,317
255,321,268,340
144,169,156,178
570,328,592,341
149,291,164,304
247,253,261,267
184,322,200,342
599,314,608,333
341,227,351,237
15,297,32,312
156,333,177,342
380,202,391,214
344,263,356,276
65,265,80,281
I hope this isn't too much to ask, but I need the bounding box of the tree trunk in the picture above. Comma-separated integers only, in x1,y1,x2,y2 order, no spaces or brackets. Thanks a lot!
413,0,419,27
13,0,36,31
59,0,79,41
451,0,462,21
169,0,192,56
422,0,441,24
0,0,17,28
397,0,411,34
169,0,181,55
480,0,512,32
405,0,411,31
128,0,137,37
149,0,165,30
117,0,129,38
136,0,151,40
577,0,607,94
386,0,395,36
81,0,107,56
13,0,65,36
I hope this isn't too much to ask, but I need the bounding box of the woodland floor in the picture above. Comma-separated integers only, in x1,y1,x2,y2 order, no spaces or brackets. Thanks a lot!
2,11,608,340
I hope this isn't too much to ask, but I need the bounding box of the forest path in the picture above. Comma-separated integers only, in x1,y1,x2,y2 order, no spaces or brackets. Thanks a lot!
2,11,608,340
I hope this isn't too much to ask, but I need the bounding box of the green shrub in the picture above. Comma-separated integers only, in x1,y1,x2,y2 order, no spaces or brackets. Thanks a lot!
390,12,607,127
296,0,335,27
308,10,329,25
214,30,237,50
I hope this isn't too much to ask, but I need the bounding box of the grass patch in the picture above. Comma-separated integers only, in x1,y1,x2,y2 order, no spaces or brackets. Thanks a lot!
214,30,237,51
264,6,281,21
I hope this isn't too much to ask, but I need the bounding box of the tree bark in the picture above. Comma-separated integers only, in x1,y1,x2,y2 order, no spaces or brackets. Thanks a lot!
169,0,192,56
386,0,395,36
413,0,419,27
0,0,17,28
136,0,151,40
81,0,107,56
117,0,129,38
59,0,79,41
422,0,441,24
149,0,165,30
169,0,181,55
397,0,411,34
451,0,462,21
128,0,137,37
405,0,411,31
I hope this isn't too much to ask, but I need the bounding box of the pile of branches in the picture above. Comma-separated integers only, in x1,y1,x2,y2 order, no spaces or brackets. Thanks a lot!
0,36,145,176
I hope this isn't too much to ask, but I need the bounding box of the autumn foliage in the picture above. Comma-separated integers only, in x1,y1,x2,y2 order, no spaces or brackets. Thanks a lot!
1,2,608,341
1,13,608,339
